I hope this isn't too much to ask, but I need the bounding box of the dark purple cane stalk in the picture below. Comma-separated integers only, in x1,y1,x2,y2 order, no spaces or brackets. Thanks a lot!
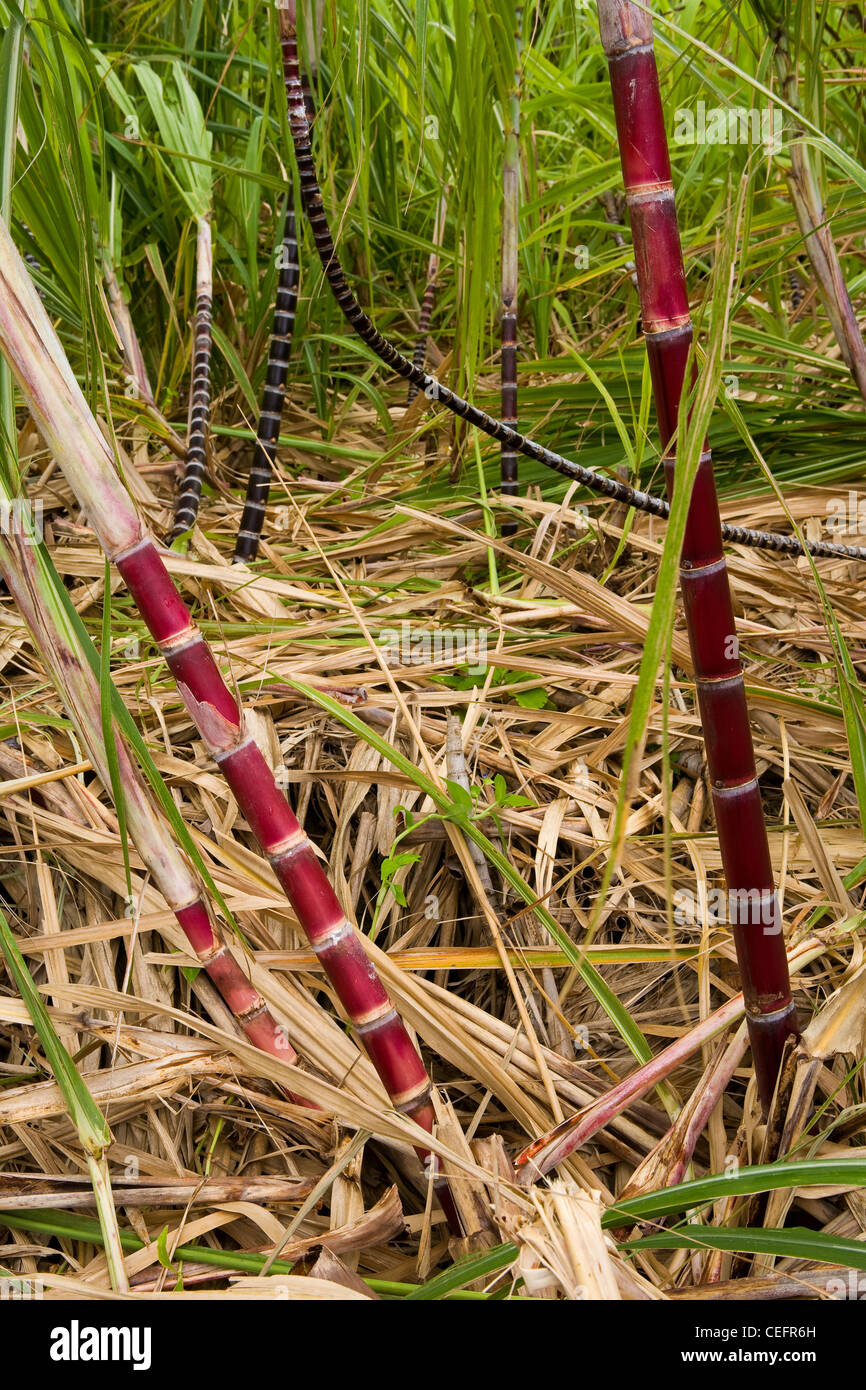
171,217,213,539
276,4,866,566
595,0,797,1108
234,199,299,563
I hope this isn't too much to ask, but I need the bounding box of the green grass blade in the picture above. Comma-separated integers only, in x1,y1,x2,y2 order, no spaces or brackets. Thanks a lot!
603,1154,866,1226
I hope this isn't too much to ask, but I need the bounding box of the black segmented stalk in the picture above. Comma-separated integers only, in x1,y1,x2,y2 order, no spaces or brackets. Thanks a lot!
500,8,521,532
171,216,213,540
278,6,866,567
234,199,299,563
407,193,446,405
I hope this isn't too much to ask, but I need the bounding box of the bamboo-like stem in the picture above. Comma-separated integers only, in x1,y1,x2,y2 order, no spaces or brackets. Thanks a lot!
234,198,299,563
0,524,301,1073
500,7,521,529
0,217,459,1230
407,193,447,405
275,5,866,567
596,0,796,1110
171,215,213,539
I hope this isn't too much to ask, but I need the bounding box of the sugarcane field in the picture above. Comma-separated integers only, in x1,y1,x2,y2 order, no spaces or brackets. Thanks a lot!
1,0,866,1339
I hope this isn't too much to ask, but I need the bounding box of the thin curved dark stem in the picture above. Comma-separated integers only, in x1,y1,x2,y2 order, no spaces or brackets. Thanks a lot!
234,198,299,563
278,12,866,567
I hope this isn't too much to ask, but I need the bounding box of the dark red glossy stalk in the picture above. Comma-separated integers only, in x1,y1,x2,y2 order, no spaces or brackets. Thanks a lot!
234,198,299,562
597,0,797,1108
113,545,438,1121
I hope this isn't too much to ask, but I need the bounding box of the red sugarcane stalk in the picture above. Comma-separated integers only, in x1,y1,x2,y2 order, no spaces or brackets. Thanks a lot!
0,216,459,1232
0,525,300,1073
595,0,797,1109
500,6,522,531
172,216,213,539
274,8,866,568
234,197,299,563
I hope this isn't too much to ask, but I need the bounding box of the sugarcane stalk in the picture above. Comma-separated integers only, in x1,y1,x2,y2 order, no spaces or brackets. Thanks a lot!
171,215,213,539
407,193,447,405
0,216,460,1230
234,198,299,563
276,3,866,567
500,7,521,530
0,520,301,1073
595,0,797,1109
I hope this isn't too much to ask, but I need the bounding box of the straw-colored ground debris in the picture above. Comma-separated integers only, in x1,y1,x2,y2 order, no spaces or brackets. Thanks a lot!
1,387,865,1299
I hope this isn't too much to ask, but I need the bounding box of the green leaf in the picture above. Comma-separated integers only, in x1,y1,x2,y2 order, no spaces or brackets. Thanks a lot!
0,1208,501,1298
156,1224,175,1271
603,1154,866,1226
515,686,548,709
0,905,110,1158
624,1225,866,1270
444,778,473,813
404,1241,519,1299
